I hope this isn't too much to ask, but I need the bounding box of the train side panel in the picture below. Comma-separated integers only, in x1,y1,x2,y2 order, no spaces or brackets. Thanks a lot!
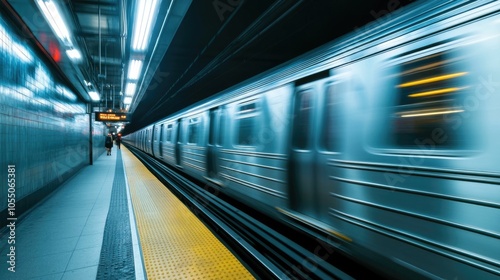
157,121,177,166
178,112,209,182
216,84,294,212
145,125,154,155
314,12,500,279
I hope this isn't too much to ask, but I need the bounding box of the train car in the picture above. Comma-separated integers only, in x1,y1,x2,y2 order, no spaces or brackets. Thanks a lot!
123,1,500,279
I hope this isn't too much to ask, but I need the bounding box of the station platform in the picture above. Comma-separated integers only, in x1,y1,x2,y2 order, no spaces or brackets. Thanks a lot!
0,146,254,279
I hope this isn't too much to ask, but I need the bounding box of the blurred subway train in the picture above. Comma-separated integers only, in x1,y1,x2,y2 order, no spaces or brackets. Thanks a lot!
123,1,500,279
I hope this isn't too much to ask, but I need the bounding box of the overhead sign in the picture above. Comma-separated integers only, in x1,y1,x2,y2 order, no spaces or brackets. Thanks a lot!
95,112,130,122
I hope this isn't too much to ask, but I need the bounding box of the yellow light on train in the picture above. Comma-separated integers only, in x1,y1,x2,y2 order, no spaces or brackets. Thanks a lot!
401,109,464,118
398,72,468,88
408,87,462,98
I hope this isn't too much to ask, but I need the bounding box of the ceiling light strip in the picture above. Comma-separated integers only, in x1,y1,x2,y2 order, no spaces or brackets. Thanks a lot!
132,0,159,51
125,83,137,96
127,60,143,80
36,0,71,45
88,91,100,101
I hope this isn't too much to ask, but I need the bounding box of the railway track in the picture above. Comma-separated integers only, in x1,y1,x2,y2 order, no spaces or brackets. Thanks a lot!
126,145,387,279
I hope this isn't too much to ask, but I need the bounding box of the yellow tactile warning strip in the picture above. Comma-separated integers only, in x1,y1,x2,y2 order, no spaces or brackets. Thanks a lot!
121,147,255,280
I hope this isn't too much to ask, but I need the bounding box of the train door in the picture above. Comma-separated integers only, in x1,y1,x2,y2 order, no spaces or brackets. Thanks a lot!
152,125,159,157
206,108,220,181
146,129,150,152
174,119,182,166
289,75,337,220
159,124,164,158
142,131,146,151
139,131,144,150
289,86,318,218
316,81,344,221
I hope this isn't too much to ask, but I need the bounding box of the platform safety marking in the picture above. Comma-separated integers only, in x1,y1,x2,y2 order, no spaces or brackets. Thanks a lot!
121,147,254,279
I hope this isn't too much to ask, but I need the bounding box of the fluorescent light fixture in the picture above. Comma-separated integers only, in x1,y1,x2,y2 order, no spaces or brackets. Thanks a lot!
131,0,159,51
398,72,468,88
127,60,143,80
66,48,81,60
88,91,100,101
124,97,132,105
125,83,137,96
401,109,464,118
36,0,72,46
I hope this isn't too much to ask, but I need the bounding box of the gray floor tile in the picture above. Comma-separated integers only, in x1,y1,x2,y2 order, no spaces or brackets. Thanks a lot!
16,236,79,257
75,233,104,250
62,266,98,280
6,251,73,279
66,247,101,270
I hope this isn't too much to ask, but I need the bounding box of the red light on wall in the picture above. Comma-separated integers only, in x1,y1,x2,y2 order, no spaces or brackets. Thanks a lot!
49,41,61,62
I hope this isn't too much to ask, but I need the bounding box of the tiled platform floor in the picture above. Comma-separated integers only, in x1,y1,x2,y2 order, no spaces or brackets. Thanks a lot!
0,148,144,280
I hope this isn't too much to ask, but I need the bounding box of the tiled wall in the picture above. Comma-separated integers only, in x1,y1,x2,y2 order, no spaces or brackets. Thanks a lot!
0,14,105,224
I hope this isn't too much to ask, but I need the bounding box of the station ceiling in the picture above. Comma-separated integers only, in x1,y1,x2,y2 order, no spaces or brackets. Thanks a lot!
4,0,416,134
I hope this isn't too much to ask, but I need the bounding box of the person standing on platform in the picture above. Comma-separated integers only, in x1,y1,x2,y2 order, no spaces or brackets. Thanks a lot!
105,133,113,156
115,134,121,149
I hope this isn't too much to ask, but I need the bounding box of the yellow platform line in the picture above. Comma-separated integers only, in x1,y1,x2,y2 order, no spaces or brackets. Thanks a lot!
121,147,255,280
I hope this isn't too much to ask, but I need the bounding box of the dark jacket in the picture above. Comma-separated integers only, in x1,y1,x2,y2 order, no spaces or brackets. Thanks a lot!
105,136,113,148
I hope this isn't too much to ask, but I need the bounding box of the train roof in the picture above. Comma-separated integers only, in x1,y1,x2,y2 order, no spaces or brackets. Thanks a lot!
142,0,498,127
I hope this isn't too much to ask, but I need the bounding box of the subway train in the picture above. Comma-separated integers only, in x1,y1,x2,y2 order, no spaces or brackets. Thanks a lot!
123,1,500,279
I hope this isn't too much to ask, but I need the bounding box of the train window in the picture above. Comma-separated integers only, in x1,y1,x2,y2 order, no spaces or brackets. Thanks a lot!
236,101,259,146
154,126,159,141
188,117,200,144
321,85,341,152
166,124,173,143
292,90,312,149
392,51,467,148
